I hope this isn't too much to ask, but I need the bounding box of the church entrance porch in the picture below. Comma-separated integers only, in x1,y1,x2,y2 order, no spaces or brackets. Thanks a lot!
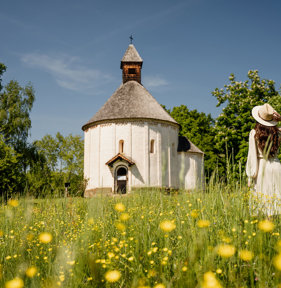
105,153,135,194
116,166,127,194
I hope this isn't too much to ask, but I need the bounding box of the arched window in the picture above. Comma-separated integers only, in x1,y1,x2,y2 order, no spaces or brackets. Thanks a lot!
119,140,124,153
150,139,155,153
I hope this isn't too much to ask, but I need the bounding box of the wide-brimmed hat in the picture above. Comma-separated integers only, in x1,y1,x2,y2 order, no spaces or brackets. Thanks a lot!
252,103,279,127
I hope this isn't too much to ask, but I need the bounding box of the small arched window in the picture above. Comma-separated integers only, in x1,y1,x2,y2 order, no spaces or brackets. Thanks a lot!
150,139,155,153
119,140,124,153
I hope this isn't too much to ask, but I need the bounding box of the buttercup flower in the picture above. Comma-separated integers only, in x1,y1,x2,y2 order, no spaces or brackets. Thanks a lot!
39,232,52,243
159,220,176,233
258,220,274,232
154,284,165,288
5,278,24,288
115,222,126,231
197,220,210,228
26,266,37,278
273,254,281,270
217,244,236,258
105,270,121,282
8,199,19,208
190,210,199,218
120,213,130,221
114,203,125,212
239,250,254,261
202,271,222,288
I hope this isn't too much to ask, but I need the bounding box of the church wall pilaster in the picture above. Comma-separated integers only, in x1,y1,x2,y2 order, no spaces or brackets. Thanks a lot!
157,125,161,187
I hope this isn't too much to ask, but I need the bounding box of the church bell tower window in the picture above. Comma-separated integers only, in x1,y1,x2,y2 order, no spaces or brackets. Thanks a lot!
128,68,136,74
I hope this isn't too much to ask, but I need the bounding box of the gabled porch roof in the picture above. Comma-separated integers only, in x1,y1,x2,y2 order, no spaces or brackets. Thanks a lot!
105,153,135,167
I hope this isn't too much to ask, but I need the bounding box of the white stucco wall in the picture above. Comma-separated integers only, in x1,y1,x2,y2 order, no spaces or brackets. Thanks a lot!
177,152,204,190
84,120,181,193
84,120,203,195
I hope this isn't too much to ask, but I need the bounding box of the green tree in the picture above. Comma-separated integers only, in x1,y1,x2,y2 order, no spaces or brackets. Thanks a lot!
33,133,84,196
0,62,36,197
0,136,23,200
0,63,6,92
0,80,35,150
169,105,217,178
213,70,280,176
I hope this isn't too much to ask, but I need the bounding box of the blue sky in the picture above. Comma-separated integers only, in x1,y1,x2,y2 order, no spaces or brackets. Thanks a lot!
1,0,281,140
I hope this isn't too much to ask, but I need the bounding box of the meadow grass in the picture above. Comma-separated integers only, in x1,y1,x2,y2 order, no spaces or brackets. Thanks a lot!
1,184,281,288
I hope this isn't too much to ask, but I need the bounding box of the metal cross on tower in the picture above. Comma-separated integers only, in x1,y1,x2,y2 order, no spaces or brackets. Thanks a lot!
129,35,133,44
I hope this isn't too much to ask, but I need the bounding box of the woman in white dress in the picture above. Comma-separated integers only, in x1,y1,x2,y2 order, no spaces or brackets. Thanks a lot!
246,103,281,215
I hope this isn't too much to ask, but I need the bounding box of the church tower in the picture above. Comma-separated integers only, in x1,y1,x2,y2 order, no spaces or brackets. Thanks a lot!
121,44,143,84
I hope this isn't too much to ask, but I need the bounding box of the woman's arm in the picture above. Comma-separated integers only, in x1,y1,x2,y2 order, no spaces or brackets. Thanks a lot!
246,129,259,186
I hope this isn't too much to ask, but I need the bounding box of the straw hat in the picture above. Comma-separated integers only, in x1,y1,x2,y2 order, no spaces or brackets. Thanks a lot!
252,103,279,127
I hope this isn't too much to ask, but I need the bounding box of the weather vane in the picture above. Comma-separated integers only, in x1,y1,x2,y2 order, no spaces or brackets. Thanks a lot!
129,35,133,44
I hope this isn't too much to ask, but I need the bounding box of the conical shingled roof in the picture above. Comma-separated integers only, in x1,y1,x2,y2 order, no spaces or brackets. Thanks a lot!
82,80,178,130
121,44,143,63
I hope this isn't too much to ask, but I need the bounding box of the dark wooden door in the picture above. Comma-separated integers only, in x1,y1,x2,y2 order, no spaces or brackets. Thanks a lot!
117,180,126,194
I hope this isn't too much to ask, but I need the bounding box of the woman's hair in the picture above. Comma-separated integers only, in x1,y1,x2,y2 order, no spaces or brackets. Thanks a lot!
254,123,280,157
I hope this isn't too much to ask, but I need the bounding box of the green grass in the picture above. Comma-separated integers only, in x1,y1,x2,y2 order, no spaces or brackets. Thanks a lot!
1,184,281,288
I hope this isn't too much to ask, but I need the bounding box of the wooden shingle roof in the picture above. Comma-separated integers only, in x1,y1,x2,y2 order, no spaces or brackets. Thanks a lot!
106,153,135,167
82,80,178,130
121,44,143,64
177,136,204,154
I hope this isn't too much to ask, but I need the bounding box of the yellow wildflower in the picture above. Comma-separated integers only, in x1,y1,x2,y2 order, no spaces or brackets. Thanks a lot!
120,213,130,221
202,271,222,288
239,250,254,261
114,203,125,212
105,270,121,282
5,278,24,288
154,284,165,288
216,269,222,274
197,220,210,228
39,232,52,243
190,210,198,218
26,266,37,278
217,244,236,258
273,254,281,270
115,222,126,232
159,220,176,233
8,199,19,207
276,240,281,252
258,220,274,232
182,266,188,271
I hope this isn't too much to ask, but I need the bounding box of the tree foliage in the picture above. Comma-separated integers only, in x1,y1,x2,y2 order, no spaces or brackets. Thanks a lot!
0,135,23,199
0,80,35,150
0,63,35,196
212,70,280,175
30,133,84,196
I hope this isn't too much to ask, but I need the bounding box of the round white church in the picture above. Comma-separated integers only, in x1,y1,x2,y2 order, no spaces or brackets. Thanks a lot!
82,44,204,196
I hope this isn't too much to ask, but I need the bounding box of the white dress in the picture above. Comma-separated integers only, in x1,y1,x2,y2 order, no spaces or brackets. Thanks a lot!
246,129,281,215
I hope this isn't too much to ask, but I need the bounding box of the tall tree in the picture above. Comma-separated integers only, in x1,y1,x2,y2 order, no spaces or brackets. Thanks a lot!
0,135,23,199
213,70,280,176
0,62,35,196
33,133,84,196
0,80,35,150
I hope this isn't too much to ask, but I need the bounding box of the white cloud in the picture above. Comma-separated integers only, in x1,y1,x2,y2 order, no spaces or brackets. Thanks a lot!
143,75,168,89
21,53,113,93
